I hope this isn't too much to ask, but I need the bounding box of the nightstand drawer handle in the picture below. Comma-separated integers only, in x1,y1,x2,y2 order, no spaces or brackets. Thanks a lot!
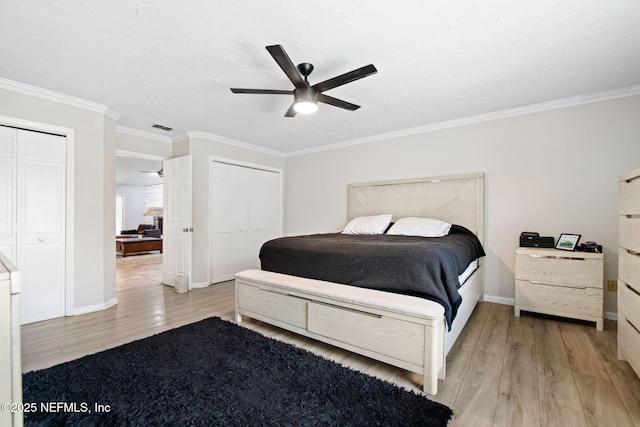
528,280,587,289
528,254,586,261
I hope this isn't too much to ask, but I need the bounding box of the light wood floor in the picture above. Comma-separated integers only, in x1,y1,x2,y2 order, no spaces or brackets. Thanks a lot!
21,257,640,426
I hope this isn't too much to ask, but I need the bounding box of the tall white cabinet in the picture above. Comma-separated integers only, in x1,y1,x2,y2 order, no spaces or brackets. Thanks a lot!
210,161,282,284
0,126,66,325
618,167,640,378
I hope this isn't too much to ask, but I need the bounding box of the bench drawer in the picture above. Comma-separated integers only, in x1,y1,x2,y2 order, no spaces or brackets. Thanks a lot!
515,280,602,318
307,302,425,366
237,283,307,329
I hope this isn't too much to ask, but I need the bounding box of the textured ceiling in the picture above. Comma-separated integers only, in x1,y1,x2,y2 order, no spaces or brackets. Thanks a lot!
1,1,640,155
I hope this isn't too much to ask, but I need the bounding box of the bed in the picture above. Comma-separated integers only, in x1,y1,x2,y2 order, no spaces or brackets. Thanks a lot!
235,173,485,395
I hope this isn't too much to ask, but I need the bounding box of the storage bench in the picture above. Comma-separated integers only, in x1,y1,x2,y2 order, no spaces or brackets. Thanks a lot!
235,269,446,395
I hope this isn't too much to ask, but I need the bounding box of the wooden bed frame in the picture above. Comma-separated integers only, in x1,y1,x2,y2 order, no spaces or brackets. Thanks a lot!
235,173,484,395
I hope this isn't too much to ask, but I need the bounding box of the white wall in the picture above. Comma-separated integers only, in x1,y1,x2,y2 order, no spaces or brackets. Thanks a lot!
116,185,146,230
285,95,640,315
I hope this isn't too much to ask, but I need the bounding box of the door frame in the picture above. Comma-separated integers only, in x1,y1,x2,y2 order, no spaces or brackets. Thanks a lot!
0,115,75,316
208,155,284,285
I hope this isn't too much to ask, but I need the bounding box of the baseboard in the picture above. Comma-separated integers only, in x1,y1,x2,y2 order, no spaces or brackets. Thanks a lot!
605,311,618,322
190,281,210,289
74,297,118,316
483,295,515,306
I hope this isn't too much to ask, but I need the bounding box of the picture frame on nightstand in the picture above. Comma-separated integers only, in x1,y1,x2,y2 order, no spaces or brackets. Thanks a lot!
556,233,581,251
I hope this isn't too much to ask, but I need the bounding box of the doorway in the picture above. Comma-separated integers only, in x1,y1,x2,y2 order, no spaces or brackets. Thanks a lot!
115,151,165,293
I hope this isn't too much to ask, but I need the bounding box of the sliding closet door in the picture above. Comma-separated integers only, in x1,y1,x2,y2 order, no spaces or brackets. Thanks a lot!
210,161,281,284
0,126,66,325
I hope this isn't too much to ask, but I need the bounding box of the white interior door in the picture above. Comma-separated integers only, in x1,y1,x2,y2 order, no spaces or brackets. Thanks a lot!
162,155,192,288
0,127,66,325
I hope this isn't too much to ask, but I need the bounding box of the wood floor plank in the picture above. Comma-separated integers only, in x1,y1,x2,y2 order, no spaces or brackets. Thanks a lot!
534,317,584,412
508,311,536,346
449,303,509,427
573,371,635,427
494,341,540,427
539,401,588,427
560,322,609,380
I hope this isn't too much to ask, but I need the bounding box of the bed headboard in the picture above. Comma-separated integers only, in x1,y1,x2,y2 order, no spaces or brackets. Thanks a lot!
348,173,485,243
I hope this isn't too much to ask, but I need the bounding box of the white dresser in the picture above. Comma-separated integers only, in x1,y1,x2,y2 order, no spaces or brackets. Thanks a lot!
618,168,640,377
0,252,22,427
514,247,604,331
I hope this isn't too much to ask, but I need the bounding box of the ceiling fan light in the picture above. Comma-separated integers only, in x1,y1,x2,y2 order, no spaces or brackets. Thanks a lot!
293,100,318,114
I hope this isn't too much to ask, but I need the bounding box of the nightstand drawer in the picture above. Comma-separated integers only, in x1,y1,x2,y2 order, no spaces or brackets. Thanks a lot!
619,279,640,329
516,280,602,318
515,254,603,289
619,249,640,289
620,217,640,253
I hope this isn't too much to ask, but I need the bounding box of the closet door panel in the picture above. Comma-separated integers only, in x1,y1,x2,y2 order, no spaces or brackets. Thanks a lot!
211,233,232,283
19,242,64,321
211,182,233,233
0,128,15,261
232,185,249,231
16,130,65,324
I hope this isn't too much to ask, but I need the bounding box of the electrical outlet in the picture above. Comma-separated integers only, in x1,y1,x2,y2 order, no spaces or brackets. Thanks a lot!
607,280,618,292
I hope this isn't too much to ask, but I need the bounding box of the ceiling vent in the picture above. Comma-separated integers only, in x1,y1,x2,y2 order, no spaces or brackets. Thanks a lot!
152,123,173,131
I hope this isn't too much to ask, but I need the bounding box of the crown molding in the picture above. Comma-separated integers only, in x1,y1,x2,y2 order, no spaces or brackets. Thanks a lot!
185,131,286,157
286,85,640,157
0,77,123,118
105,108,121,121
116,125,173,143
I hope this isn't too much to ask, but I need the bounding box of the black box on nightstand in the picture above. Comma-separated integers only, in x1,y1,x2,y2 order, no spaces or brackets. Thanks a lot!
519,233,555,248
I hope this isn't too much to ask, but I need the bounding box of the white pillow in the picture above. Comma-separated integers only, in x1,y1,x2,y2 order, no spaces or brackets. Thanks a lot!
386,217,452,237
341,214,392,235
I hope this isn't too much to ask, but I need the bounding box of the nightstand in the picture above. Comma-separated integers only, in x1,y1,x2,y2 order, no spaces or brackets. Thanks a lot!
514,247,604,331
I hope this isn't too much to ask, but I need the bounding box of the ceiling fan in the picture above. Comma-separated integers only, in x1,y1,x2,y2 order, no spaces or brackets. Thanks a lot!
140,168,163,178
230,44,377,117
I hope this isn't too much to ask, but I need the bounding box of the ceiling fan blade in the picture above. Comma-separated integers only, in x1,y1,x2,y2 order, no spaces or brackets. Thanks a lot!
312,64,377,93
266,45,307,89
284,103,297,117
230,88,292,95
318,94,360,111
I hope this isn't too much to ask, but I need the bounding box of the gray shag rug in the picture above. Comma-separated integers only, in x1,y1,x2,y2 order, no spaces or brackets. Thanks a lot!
22,317,452,426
